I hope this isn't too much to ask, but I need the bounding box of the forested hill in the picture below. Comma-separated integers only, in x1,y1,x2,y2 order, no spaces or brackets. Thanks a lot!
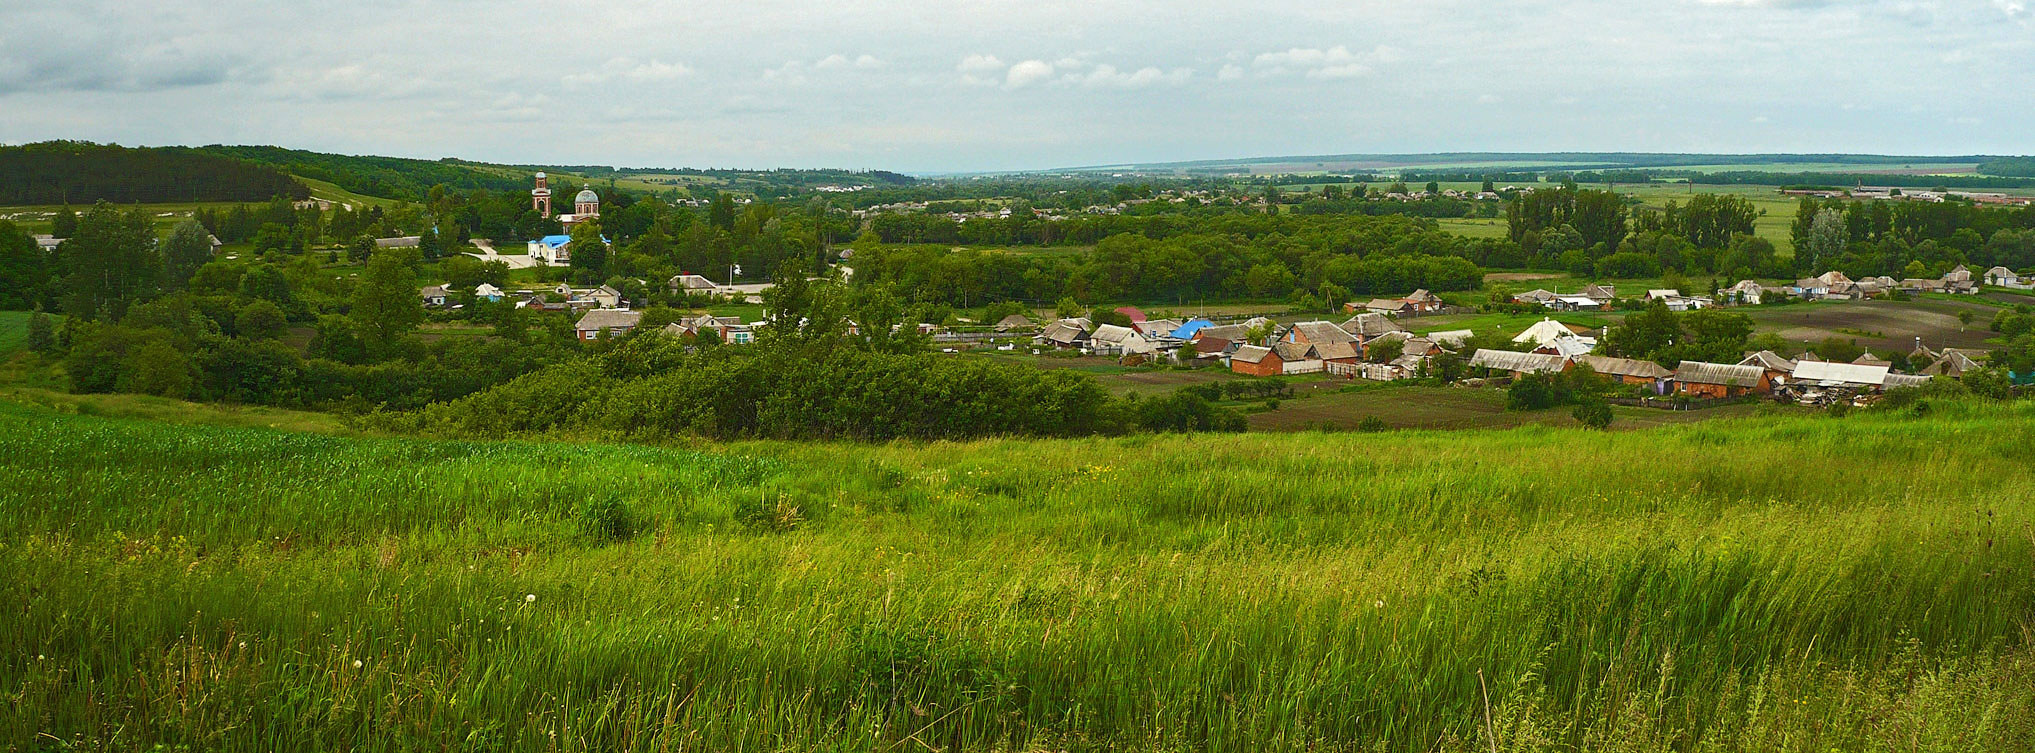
188,145,531,202
1980,157,2035,178
0,142,309,205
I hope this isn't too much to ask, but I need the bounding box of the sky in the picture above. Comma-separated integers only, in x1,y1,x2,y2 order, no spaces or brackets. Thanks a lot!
1,0,2031,173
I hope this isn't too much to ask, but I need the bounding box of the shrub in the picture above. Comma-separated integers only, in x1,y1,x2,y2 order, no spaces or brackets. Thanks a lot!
576,495,641,544
1572,399,1613,430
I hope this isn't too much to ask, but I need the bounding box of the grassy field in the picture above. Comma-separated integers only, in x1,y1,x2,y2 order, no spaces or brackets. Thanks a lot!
4,394,2035,750
0,310,44,354
1245,384,1772,432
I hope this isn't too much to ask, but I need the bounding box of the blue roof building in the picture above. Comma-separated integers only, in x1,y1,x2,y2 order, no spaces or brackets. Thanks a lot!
1171,319,1214,339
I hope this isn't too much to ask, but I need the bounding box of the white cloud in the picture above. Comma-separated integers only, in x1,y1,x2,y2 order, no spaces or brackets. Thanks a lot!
1217,64,1245,81
564,57,693,86
1074,65,1192,88
957,54,1006,74
1004,59,1055,88
815,53,883,70
1251,45,1399,79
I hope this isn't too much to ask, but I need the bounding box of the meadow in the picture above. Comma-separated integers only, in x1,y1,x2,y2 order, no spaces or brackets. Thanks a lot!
3,391,2034,751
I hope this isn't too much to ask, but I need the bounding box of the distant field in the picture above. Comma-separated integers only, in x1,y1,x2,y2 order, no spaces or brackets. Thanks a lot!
1743,298,2004,353
1247,384,1771,432
0,311,46,354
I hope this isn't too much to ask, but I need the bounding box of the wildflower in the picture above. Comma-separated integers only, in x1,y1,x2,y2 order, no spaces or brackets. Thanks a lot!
1373,599,1385,608
525,593,537,603
238,641,247,649
352,659,363,669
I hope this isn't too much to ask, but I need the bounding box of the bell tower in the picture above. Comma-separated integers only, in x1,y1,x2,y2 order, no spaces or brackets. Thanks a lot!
531,172,552,218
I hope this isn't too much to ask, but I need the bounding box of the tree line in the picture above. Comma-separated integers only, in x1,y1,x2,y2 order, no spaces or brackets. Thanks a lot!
0,142,308,205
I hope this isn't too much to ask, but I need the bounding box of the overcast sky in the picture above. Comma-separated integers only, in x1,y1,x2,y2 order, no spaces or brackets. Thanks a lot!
1,0,2030,173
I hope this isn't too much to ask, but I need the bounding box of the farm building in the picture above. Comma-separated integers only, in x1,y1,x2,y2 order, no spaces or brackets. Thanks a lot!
1984,266,2026,288
1467,349,1569,379
1037,318,1092,348
574,309,643,341
1673,361,1770,398
1576,355,1672,392
1089,323,1157,356
1364,298,1412,316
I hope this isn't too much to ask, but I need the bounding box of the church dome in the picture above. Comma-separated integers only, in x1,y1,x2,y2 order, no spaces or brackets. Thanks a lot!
575,189,599,204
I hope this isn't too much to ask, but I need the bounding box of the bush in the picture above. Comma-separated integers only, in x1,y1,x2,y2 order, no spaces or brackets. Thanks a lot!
1357,415,1389,433
576,495,641,543
1572,399,1613,430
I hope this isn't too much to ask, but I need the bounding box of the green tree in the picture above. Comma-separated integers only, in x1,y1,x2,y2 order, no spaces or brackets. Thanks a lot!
118,339,194,399
51,207,78,238
566,219,608,281
60,201,160,320
1804,208,1846,273
160,219,214,290
350,250,423,356
1055,296,1083,319
25,309,54,352
1603,300,1680,362
236,299,288,340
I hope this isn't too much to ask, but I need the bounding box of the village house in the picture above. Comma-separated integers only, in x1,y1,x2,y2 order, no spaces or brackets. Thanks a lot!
419,285,450,307
573,309,643,341
1737,351,1797,385
1364,298,1412,316
1920,349,1983,378
1648,289,1712,311
1135,318,1184,338
1576,355,1673,394
1511,289,1558,307
588,285,626,309
993,314,1037,332
1984,266,2027,288
1721,280,1768,305
1673,361,1771,398
1037,318,1093,349
1402,289,1446,312
1229,344,1285,376
1338,313,1406,344
1512,318,1596,355
376,236,421,249
1088,323,1157,356
473,283,505,302
1466,349,1570,380
528,235,573,266
1580,285,1617,305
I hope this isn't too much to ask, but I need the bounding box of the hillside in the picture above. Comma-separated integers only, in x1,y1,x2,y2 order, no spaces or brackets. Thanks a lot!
0,141,309,205
3,395,2032,750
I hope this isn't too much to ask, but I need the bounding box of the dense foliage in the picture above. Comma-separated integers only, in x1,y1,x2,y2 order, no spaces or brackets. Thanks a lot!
1787,197,2035,277
853,213,1488,306
0,141,308,205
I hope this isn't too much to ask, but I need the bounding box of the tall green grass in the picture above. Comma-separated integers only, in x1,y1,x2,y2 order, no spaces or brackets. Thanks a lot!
3,398,2034,750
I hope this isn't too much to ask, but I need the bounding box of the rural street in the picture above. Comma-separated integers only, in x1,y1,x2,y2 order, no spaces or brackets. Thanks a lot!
465,239,542,269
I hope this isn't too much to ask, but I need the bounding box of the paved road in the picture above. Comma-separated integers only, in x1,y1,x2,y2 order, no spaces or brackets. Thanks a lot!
466,239,542,270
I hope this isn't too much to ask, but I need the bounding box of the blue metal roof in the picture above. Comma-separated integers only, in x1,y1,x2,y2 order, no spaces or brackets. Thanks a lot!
1171,319,1214,339
538,235,571,248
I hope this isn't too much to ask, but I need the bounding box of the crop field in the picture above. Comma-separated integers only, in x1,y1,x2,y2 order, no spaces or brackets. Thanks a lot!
4,395,2035,751
1743,298,2004,353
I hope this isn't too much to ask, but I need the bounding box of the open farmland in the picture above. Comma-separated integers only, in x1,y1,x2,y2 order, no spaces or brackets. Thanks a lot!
1743,298,2006,353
